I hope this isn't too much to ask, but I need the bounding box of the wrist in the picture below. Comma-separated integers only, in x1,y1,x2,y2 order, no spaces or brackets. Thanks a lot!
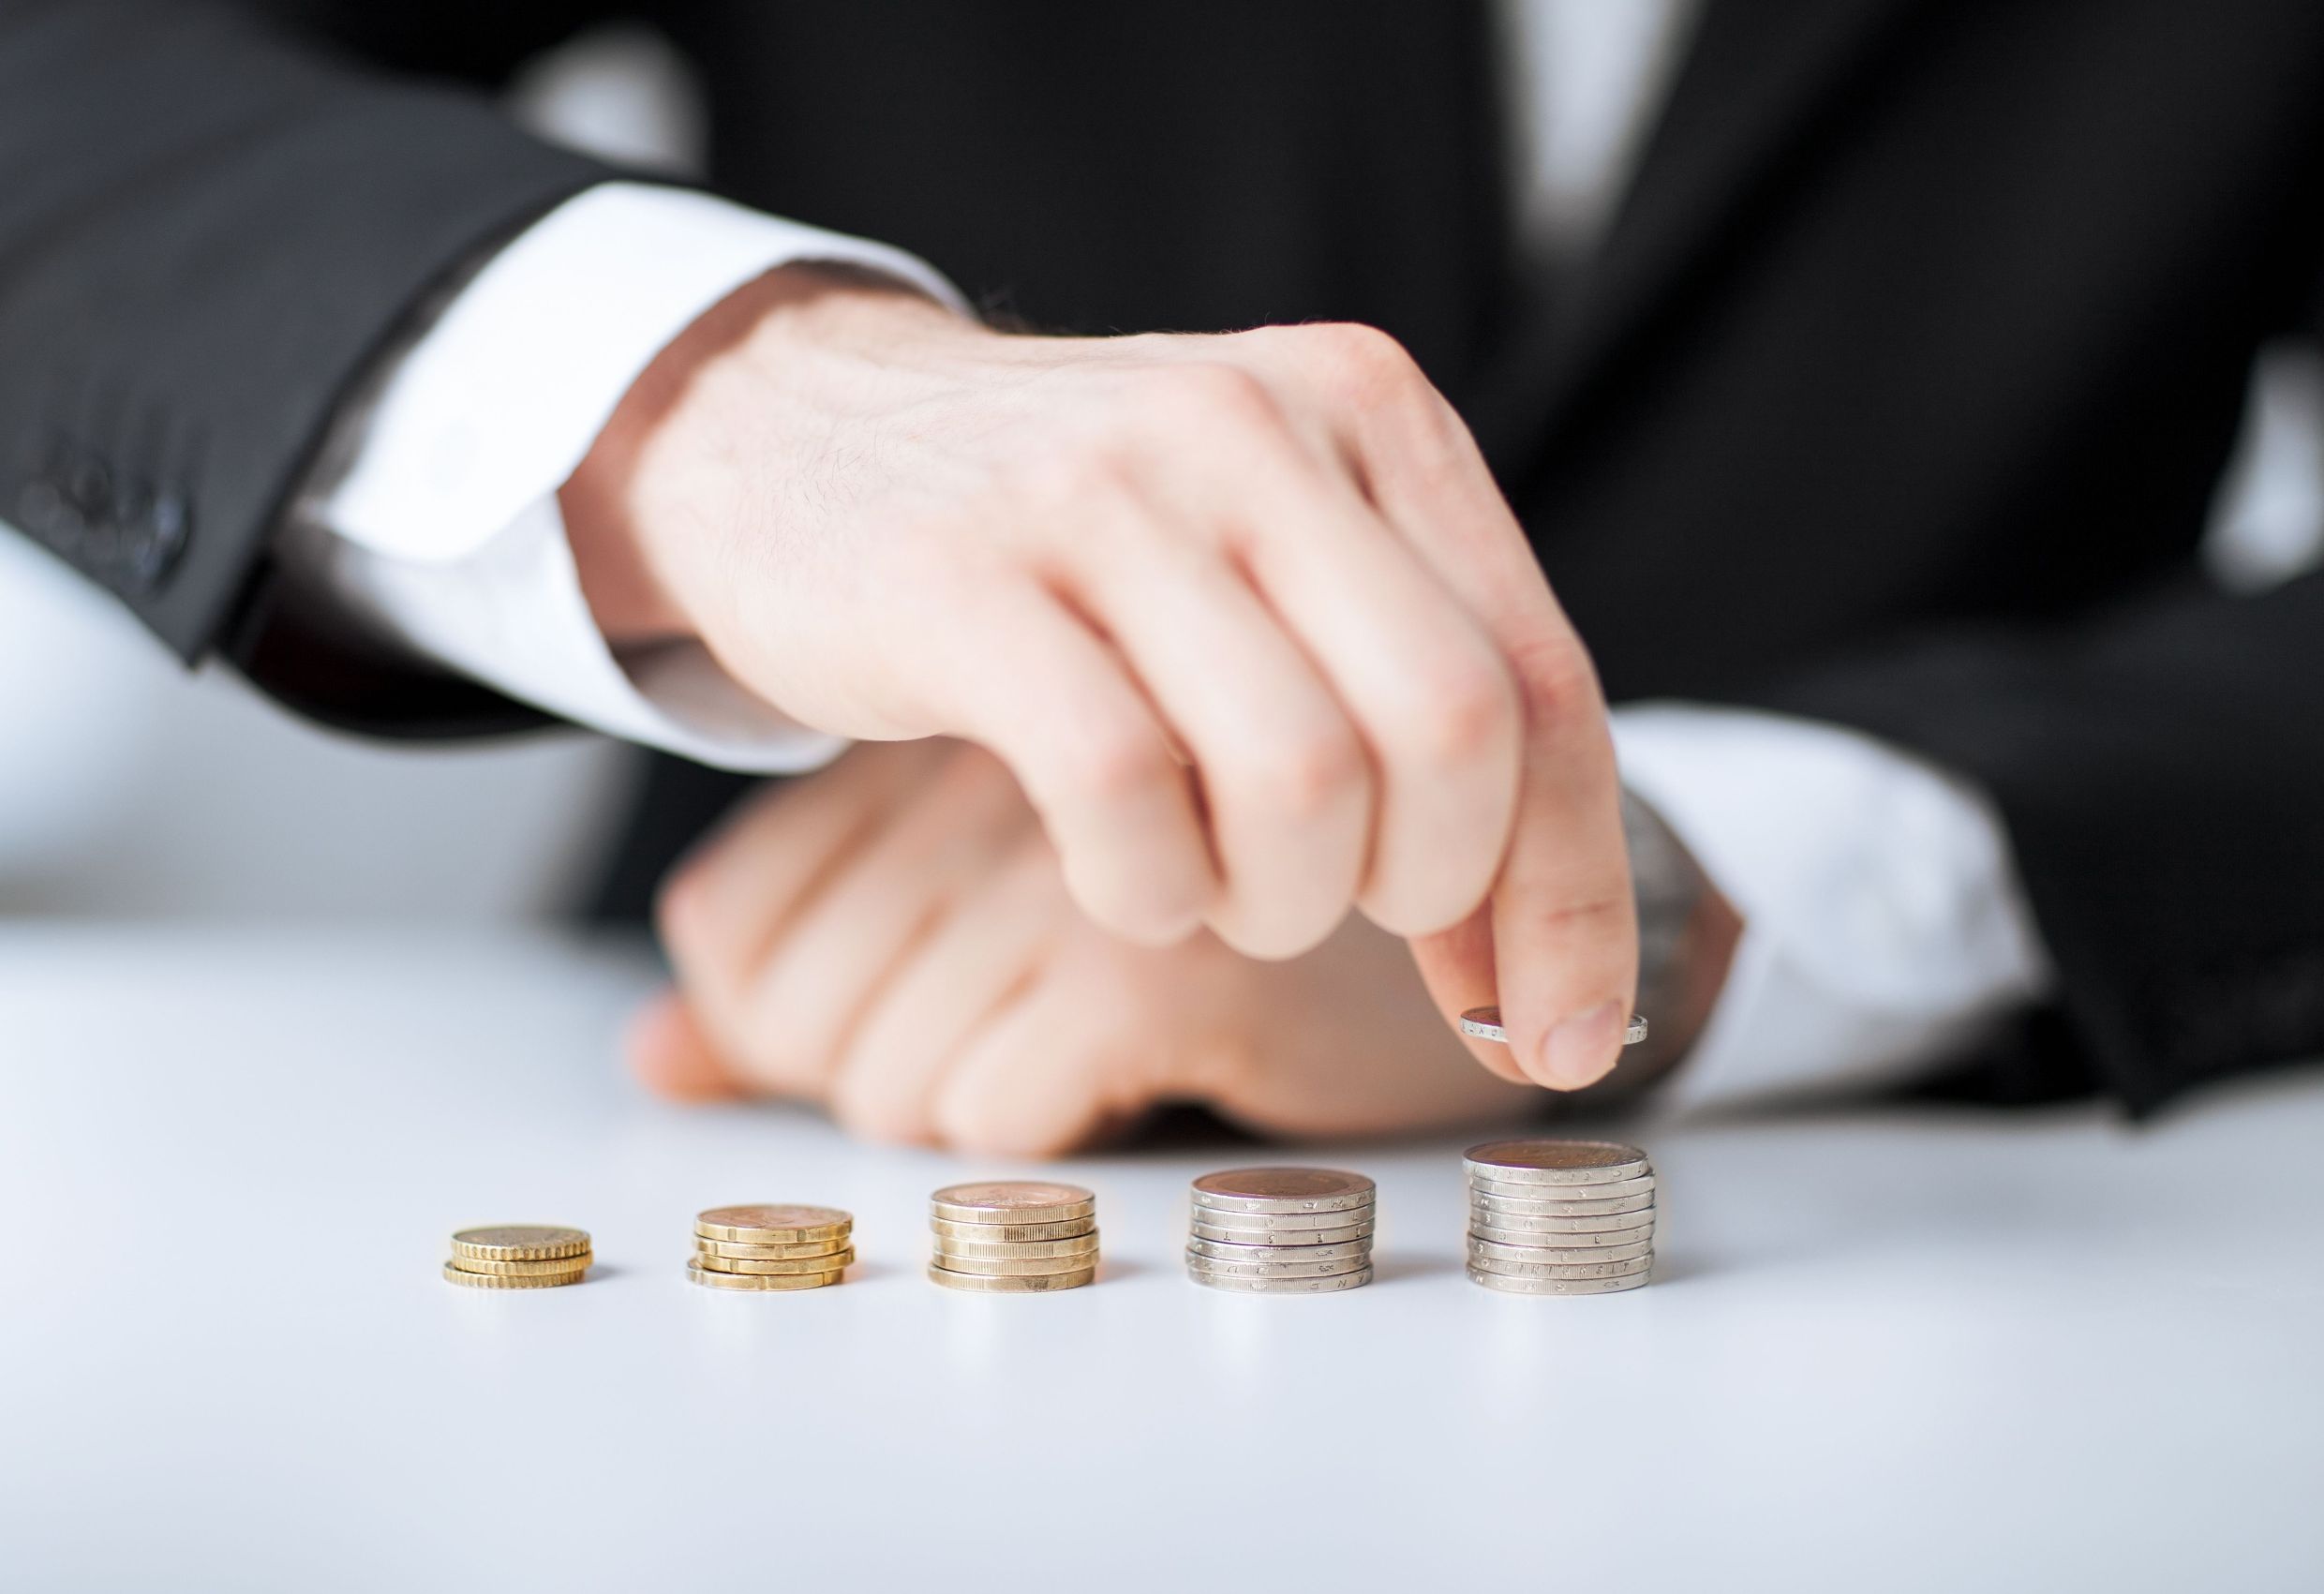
559,261,962,646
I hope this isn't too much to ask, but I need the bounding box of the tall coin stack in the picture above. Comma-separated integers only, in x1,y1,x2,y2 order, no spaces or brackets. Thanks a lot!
1185,1168,1376,1293
1463,1140,1655,1294
442,1225,591,1289
688,1204,855,1290
928,1183,1099,1292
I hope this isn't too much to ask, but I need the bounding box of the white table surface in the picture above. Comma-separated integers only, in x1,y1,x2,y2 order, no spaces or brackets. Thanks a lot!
3,926,2319,1593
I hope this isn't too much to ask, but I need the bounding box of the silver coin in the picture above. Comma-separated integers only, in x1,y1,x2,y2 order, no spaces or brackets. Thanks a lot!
1459,1007,1648,1047
1466,1236,1653,1268
1462,1140,1653,1185
1467,1250,1652,1281
1190,1218,1375,1247
1470,1189,1656,1218
1188,1168,1376,1215
1184,1250,1371,1280
1184,1235,1373,1266
1469,1220,1654,1249
1188,1204,1376,1232
1467,1204,1654,1233
1467,1265,1649,1296
1188,1264,1375,1294
1467,1171,1656,1204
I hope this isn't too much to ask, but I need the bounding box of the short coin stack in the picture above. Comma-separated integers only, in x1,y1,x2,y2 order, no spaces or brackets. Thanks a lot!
928,1182,1099,1292
688,1203,855,1290
442,1225,591,1289
1464,1140,1655,1295
1185,1168,1376,1293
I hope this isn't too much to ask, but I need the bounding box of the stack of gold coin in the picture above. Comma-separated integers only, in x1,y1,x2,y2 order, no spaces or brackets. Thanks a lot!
688,1203,855,1291
927,1182,1098,1292
442,1225,591,1289
1185,1168,1376,1293
1463,1140,1655,1295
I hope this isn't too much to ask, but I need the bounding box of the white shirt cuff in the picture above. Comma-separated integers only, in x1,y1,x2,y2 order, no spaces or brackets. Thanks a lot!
282,181,969,770
1609,702,2056,1111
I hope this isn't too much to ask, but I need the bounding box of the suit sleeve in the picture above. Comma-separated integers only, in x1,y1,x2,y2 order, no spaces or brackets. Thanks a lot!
1748,562,2324,1115
0,0,610,678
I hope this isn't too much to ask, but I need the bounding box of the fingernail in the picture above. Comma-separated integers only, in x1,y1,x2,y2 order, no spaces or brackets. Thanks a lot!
1542,1001,1622,1088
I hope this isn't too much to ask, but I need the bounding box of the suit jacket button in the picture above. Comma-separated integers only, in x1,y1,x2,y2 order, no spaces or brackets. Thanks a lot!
128,491,191,590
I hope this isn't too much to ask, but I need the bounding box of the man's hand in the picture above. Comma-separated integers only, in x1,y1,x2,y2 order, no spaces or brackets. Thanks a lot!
565,267,1636,1089
638,740,1551,1154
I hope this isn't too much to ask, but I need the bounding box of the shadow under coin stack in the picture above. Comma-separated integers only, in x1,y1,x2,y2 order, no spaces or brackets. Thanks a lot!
1463,1140,1655,1295
928,1182,1099,1291
1185,1168,1377,1293
442,1225,591,1289
688,1204,855,1290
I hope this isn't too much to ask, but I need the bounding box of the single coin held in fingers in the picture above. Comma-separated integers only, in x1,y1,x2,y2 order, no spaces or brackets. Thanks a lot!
1459,1006,1647,1046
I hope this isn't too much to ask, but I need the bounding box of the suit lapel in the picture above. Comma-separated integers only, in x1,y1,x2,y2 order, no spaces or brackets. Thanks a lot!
1477,0,1927,469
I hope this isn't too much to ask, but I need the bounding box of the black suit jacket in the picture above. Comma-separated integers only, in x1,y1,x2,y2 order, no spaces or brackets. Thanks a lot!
4,0,2321,1113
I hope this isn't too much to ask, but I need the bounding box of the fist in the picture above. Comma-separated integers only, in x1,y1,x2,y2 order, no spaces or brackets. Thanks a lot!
564,267,1639,1091
636,740,1542,1156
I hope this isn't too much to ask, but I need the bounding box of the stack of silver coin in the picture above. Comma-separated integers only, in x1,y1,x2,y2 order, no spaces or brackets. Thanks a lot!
1463,1140,1655,1295
1185,1168,1376,1293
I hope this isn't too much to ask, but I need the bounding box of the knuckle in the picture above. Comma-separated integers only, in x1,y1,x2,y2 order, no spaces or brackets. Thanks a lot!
1058,730,1178,811
1212,906,1337,963
1090,892,1206,949
1527,891,1634,940
1360,857,1490,937
1239,727,1367,822
996,445,1139,519
1506,628,1604,717
1304,321,1423,395
1409,656,1521,767
1136,363,1279,435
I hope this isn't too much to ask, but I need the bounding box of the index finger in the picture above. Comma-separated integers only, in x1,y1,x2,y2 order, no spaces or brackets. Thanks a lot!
1406,601,1636,1088
1280,353,1634,1087
1484,623,1638,1087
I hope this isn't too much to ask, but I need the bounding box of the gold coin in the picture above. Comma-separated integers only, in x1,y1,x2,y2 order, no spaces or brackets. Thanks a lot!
695,1236,854,1260
686,1259,845,1291
929,1215,1096,1244
929,1182,1095,1227
927,1263,1095,1292
929,1249,1098,1276
694,1247,857,1275
927,1232,1100,1261
441,1260,586,1289
693,1204,854,1243
450,1226,591,1261
446,1251,595,1277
